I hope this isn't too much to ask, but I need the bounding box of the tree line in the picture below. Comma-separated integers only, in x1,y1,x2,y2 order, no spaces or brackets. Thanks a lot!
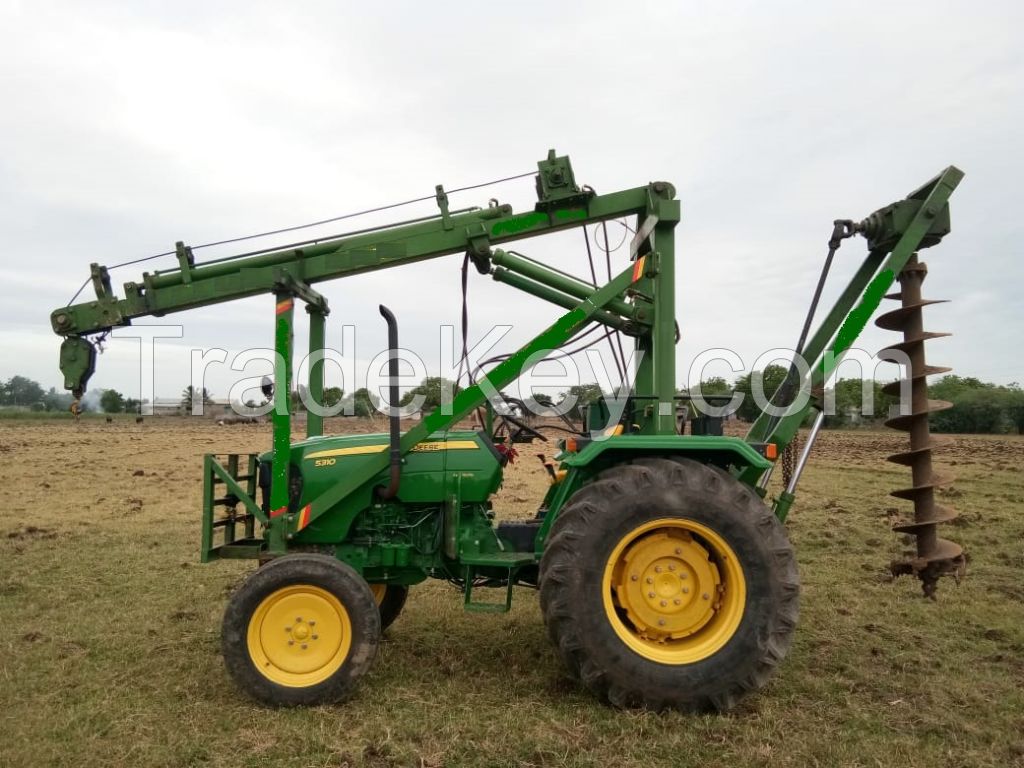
550,366,1024,434
2,371,1022,433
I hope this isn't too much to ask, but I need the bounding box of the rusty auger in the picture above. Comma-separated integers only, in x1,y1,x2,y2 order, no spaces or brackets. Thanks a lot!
876,253,966,598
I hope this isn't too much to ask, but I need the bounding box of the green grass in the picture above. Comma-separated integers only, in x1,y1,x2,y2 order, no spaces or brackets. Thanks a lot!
1,421,1022,767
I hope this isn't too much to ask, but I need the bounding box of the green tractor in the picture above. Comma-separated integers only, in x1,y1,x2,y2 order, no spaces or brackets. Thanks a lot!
50,151,964,709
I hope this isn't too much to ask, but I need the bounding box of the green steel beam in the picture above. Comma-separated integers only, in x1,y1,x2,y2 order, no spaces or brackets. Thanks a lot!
268,293,294,554
306,304,327,438
50,186,657,340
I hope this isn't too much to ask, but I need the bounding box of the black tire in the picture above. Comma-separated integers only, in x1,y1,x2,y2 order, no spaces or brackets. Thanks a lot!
539,457,799,712
222,553,381,706
375,585,409,631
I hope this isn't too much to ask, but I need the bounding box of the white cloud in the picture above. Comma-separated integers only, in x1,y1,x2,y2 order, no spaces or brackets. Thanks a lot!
1,0,1021,397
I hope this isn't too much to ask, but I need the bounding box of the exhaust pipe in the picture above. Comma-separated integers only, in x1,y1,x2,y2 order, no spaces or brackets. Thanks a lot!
378,304,402,500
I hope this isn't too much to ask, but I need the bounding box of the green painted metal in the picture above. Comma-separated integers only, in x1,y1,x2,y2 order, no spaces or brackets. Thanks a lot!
268,292,294,554
201,452,263,562
306,305,327,439
490,249,641,320
560,434,771,472
49,150,963,617
489,267,632,331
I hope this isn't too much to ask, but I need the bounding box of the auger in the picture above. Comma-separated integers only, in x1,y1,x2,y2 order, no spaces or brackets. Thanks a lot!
877,253,966,597
50,151,964,710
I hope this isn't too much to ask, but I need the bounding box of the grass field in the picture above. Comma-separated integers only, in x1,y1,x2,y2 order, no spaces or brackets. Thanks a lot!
1,418,1022,768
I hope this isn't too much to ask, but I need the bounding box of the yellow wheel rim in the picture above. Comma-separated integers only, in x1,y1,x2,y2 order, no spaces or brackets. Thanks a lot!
246,585,352,687
602,518,746,665
369,584,386,606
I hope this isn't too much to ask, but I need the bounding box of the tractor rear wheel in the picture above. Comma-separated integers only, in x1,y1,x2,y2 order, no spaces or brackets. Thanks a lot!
539,457,799,711
222,553,380,706
368,584,409,631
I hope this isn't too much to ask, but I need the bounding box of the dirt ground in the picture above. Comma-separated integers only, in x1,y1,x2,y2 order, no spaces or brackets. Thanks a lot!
1,417,1022,767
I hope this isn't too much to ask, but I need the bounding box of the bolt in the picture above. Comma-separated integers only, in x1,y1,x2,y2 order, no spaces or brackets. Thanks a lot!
680,573,687,579
284,627,291,632
646,577,653,584
660,600,667,607
702,593,710,600
674,547,682,555
312,634,318,640
301,643,308,650
296,617,302,623
630,574,638,582
674,598,681,605
309,620,316,626
658,619,666,627
683,587,689,594
288,640,294,645
648,592,655,598
668,564,675,571
654,566,662,573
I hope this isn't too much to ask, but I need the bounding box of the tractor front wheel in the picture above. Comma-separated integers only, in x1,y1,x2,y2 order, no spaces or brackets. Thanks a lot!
222,553,381,706
539,457,799,711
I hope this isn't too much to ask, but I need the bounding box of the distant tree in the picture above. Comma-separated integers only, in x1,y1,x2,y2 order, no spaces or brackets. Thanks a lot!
322,386,344,408
521,392,556,415
532,392,555,408
696,376,732,396
123,398,142,414
920,376,1024,434
180,385,214,413
1005,385,1024,434
350,387,380,417
733,365,789,422
399,377,458,413
824,378,897,427
100,389,126,413
2,376,45,407
559,383,605,420
42,386,73,412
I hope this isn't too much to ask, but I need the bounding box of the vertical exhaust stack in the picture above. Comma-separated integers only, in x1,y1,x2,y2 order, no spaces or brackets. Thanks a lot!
876,253,966,598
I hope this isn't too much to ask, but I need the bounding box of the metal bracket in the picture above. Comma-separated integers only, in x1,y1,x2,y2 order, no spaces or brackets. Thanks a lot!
436,184,452,230
175,241,195,284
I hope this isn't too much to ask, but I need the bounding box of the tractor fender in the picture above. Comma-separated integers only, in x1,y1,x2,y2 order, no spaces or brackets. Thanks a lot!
559,434,772,475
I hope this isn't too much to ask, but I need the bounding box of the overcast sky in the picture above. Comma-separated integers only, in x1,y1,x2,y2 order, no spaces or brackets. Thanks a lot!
1,1,1020,405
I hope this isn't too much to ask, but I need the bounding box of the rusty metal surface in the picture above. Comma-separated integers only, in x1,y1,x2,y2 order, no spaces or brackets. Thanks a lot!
876,253,966,598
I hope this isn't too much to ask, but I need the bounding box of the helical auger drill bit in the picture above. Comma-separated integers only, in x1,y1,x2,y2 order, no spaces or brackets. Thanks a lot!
875,253,966,598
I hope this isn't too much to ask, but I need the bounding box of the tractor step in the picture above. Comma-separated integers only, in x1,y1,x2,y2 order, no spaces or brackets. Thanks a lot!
460,551,537,567
214,538,265,559
460,550,537,613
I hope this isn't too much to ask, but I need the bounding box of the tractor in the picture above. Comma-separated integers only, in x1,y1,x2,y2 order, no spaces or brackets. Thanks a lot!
50,151,964,710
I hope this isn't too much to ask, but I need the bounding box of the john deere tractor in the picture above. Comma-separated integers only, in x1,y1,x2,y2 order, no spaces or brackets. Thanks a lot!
50,151,964,710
